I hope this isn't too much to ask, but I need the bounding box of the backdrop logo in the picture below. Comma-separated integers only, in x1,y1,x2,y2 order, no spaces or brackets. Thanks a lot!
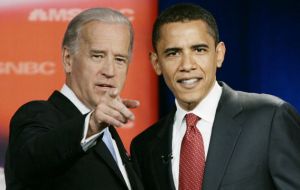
0,61,56,75
28,8,135,22
28,8,82,22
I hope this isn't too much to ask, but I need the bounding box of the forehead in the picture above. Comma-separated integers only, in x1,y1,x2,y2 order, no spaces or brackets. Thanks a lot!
79,21,130,51
157,20,214,47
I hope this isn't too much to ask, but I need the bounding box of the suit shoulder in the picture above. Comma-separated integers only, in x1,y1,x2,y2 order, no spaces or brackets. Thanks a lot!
10,97,61,128
132,114,171,146
132,120,161,143
237,91,300,118
14,99,54,116
220,82,293,113
236,91,286,109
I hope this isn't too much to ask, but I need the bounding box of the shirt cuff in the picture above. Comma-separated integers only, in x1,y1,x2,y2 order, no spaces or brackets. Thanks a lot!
80,111,105,152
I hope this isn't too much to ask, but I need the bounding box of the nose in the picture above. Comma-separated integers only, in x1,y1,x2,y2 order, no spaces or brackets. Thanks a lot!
180,52,196,71
101,56,115,78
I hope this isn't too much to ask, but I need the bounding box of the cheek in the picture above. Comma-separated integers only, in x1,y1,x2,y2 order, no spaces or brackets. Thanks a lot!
75,66,95,88
162,72,177,92
78,67,91,81
72,59,86,75
158,66,176,89
117,68,128,85
161,63,175,77
201,58,218,75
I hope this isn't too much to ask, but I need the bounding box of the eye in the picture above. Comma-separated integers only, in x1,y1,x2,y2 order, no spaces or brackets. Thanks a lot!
91,54,104,62
115,57,127,65
166,50,179,57
194,47,207,54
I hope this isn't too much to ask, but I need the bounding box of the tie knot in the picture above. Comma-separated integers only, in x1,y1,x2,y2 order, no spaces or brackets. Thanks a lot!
185,113,200,128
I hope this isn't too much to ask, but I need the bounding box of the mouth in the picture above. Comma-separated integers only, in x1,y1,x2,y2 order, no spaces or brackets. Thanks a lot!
177,77,202,88
95,83,116,91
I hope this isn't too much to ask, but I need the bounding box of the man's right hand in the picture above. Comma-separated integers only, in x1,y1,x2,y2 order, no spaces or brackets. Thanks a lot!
88,89,140,137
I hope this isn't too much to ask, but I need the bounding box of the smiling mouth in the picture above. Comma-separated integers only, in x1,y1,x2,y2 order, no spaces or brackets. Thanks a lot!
177,78,202,85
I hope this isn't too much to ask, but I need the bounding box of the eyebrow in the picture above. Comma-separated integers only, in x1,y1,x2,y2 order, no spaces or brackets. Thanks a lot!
89,49,105,54
191,44,209,49
163,43,210,54
115,54,129,60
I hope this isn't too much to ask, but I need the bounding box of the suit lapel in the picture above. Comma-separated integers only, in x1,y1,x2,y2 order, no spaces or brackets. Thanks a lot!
94,137,126,181
151,109,176,190
203,82,244,190
92,127,131,188
109,126,144,190
48,91,83,118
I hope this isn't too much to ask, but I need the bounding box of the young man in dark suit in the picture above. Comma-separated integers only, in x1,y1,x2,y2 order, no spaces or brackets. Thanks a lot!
131,3,300,190
5,8,143,190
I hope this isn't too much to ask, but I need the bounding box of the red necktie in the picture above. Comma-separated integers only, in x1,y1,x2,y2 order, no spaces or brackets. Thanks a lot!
179,113,205,190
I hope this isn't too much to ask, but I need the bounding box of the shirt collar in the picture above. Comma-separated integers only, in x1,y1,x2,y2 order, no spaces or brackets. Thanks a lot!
60,84,90,114
175,81,222,123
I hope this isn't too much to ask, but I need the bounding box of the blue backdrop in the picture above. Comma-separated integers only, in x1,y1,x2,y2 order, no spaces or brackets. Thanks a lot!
158,0,300,116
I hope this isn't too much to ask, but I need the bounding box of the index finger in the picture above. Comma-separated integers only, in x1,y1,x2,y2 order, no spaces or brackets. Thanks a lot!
107,88,119,99
122,99,140,109
118,103,135,121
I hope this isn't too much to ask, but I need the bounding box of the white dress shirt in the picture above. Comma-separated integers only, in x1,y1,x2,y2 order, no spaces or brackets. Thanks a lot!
60,84,132,190
172,81,222,190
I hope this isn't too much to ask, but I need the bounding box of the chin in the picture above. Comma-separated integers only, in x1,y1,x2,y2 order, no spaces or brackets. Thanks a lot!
181,93,201,101
177,97,199,108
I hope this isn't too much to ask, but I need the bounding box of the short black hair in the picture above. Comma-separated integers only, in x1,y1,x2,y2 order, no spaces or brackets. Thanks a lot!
152,3,219,51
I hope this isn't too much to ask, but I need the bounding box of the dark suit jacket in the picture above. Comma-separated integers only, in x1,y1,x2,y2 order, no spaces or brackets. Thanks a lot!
131,82,300,190
5,91,143,190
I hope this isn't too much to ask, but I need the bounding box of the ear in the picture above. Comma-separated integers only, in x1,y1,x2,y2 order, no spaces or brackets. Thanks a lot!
62,47,73,73
215,42,226,68
149,51,162,75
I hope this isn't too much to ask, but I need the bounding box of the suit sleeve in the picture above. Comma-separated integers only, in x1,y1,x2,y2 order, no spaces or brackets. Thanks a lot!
269,102,300,189
8,102,86,184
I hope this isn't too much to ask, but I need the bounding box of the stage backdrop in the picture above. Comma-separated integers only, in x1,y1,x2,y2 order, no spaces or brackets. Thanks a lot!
0,0,158,166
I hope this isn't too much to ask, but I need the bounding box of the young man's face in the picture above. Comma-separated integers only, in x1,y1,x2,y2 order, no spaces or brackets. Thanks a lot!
63,21,131,109
151,20,225,111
